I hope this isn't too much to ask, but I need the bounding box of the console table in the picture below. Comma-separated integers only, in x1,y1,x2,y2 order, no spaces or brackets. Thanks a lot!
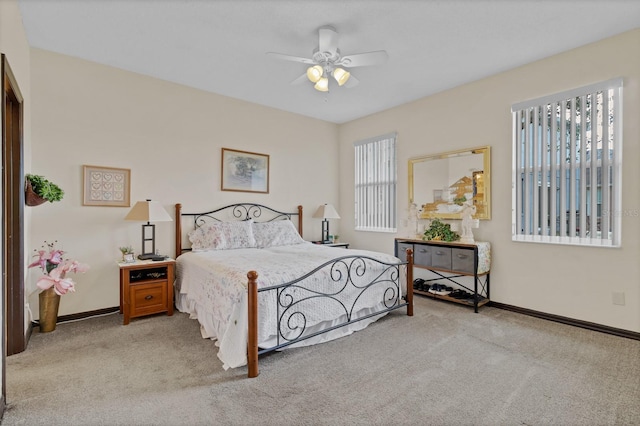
395,238,490,312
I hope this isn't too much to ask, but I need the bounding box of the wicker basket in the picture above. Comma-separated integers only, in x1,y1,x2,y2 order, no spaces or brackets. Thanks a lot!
25,180,47,206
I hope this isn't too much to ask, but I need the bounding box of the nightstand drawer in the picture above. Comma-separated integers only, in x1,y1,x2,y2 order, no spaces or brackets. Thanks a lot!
130,281,168,318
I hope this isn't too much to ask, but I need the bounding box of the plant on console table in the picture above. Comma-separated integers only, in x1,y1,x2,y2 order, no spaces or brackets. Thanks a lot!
423,219,460,242
28,241,89,332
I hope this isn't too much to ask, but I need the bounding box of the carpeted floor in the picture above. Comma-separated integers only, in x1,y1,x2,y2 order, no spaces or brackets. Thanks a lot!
2,296,639,426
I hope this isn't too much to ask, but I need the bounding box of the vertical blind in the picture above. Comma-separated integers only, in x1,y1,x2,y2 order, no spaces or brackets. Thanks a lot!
354,133,397,232
511,78,622,247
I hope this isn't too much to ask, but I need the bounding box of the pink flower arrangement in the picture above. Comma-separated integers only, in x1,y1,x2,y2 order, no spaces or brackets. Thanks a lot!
28,241,89,296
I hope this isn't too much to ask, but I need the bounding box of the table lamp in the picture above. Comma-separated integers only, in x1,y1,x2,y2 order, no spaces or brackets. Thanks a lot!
312,204,340,243
125,199,173,260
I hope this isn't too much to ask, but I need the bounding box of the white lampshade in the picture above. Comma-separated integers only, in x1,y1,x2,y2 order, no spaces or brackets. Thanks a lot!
314,77,329,92
306,65,323,83
313,204,341,220
332,67,350,86
125,199,172,223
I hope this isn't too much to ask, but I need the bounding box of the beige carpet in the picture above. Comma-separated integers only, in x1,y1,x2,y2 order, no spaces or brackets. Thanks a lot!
3,296,639,426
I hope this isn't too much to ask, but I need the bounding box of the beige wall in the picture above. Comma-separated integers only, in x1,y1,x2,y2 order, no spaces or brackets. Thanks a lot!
28,48,339,316
1,0,32,395
25,26,640,332
338,29,640,332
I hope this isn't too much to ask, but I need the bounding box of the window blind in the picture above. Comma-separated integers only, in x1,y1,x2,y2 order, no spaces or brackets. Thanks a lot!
511,78,622,247
354,133,397,232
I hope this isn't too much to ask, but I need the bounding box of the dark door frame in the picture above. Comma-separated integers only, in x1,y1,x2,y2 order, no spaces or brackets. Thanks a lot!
2,53,26,418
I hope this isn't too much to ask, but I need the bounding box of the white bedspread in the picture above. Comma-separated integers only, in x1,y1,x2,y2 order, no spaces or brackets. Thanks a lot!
175,243,404,369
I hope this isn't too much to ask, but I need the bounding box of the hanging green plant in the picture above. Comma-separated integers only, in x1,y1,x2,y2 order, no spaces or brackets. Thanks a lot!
423,219,460,242
25,174,64,205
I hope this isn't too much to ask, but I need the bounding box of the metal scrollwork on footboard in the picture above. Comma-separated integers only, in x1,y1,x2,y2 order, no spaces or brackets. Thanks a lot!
247,250,414,378
273,256,403,343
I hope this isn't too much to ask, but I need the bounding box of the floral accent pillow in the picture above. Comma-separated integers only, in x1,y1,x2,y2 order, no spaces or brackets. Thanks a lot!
188,223,227,251
188,220,257,251
253,220,305,248
219,220,257,249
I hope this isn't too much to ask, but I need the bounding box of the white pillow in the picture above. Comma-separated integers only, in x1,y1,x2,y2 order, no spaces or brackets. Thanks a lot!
253,220,305,248
221,220,256,249
188,223,226,251
188,220,256,251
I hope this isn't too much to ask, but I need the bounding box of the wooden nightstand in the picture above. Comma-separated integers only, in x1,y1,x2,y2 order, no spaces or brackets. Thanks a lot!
118,259,175,325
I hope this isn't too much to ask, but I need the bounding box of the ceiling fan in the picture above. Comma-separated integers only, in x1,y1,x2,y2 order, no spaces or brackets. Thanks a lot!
267,26,388,92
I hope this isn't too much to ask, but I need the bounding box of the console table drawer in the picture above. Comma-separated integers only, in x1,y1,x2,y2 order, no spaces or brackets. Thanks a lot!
412,245,431,267
452,248,474,273
397,243,413,262
432,247,452,269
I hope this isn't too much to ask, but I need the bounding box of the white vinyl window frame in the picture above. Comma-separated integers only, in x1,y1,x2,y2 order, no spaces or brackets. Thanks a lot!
354,132,397,233
511,78,623,247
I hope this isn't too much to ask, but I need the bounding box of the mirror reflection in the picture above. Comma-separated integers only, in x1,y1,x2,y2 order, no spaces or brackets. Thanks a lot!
409,146,491,220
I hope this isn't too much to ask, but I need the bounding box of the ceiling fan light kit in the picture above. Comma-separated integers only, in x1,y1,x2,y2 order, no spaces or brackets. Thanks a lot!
268,25,388,93
306,64,350,91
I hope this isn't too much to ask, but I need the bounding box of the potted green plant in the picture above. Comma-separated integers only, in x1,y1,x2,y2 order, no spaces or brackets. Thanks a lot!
25,174,64,206
423,219,460,242
119,246,134,262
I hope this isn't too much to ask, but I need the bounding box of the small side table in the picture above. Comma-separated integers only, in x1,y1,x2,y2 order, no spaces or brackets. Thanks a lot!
118,259,175,325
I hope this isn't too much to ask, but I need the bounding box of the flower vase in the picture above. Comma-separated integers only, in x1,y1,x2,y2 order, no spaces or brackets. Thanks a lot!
39,287,60,333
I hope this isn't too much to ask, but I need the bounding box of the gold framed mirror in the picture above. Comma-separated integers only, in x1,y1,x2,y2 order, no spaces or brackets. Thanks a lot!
409,146,491,220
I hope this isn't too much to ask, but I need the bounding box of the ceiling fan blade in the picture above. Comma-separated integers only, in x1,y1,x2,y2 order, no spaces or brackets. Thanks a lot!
344,74,359,88
266,52,316,65
290,73,309,85
337,50,388,68
318,26,338,55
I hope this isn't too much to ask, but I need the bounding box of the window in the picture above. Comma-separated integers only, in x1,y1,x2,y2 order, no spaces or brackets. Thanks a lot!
354,133,397,232
511,78,622,247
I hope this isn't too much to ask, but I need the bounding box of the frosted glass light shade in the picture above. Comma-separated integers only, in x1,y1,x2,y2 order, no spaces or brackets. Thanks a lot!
314,77,329,92
332,67,350,86
306,65,323,83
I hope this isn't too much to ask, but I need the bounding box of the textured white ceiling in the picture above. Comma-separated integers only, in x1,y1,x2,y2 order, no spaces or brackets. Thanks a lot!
17,0,640,123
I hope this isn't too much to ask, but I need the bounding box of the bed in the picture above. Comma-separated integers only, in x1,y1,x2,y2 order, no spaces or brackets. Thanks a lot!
174,203,414,377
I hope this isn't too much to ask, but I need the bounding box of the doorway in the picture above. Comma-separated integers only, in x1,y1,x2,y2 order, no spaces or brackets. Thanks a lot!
2,53,26,417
